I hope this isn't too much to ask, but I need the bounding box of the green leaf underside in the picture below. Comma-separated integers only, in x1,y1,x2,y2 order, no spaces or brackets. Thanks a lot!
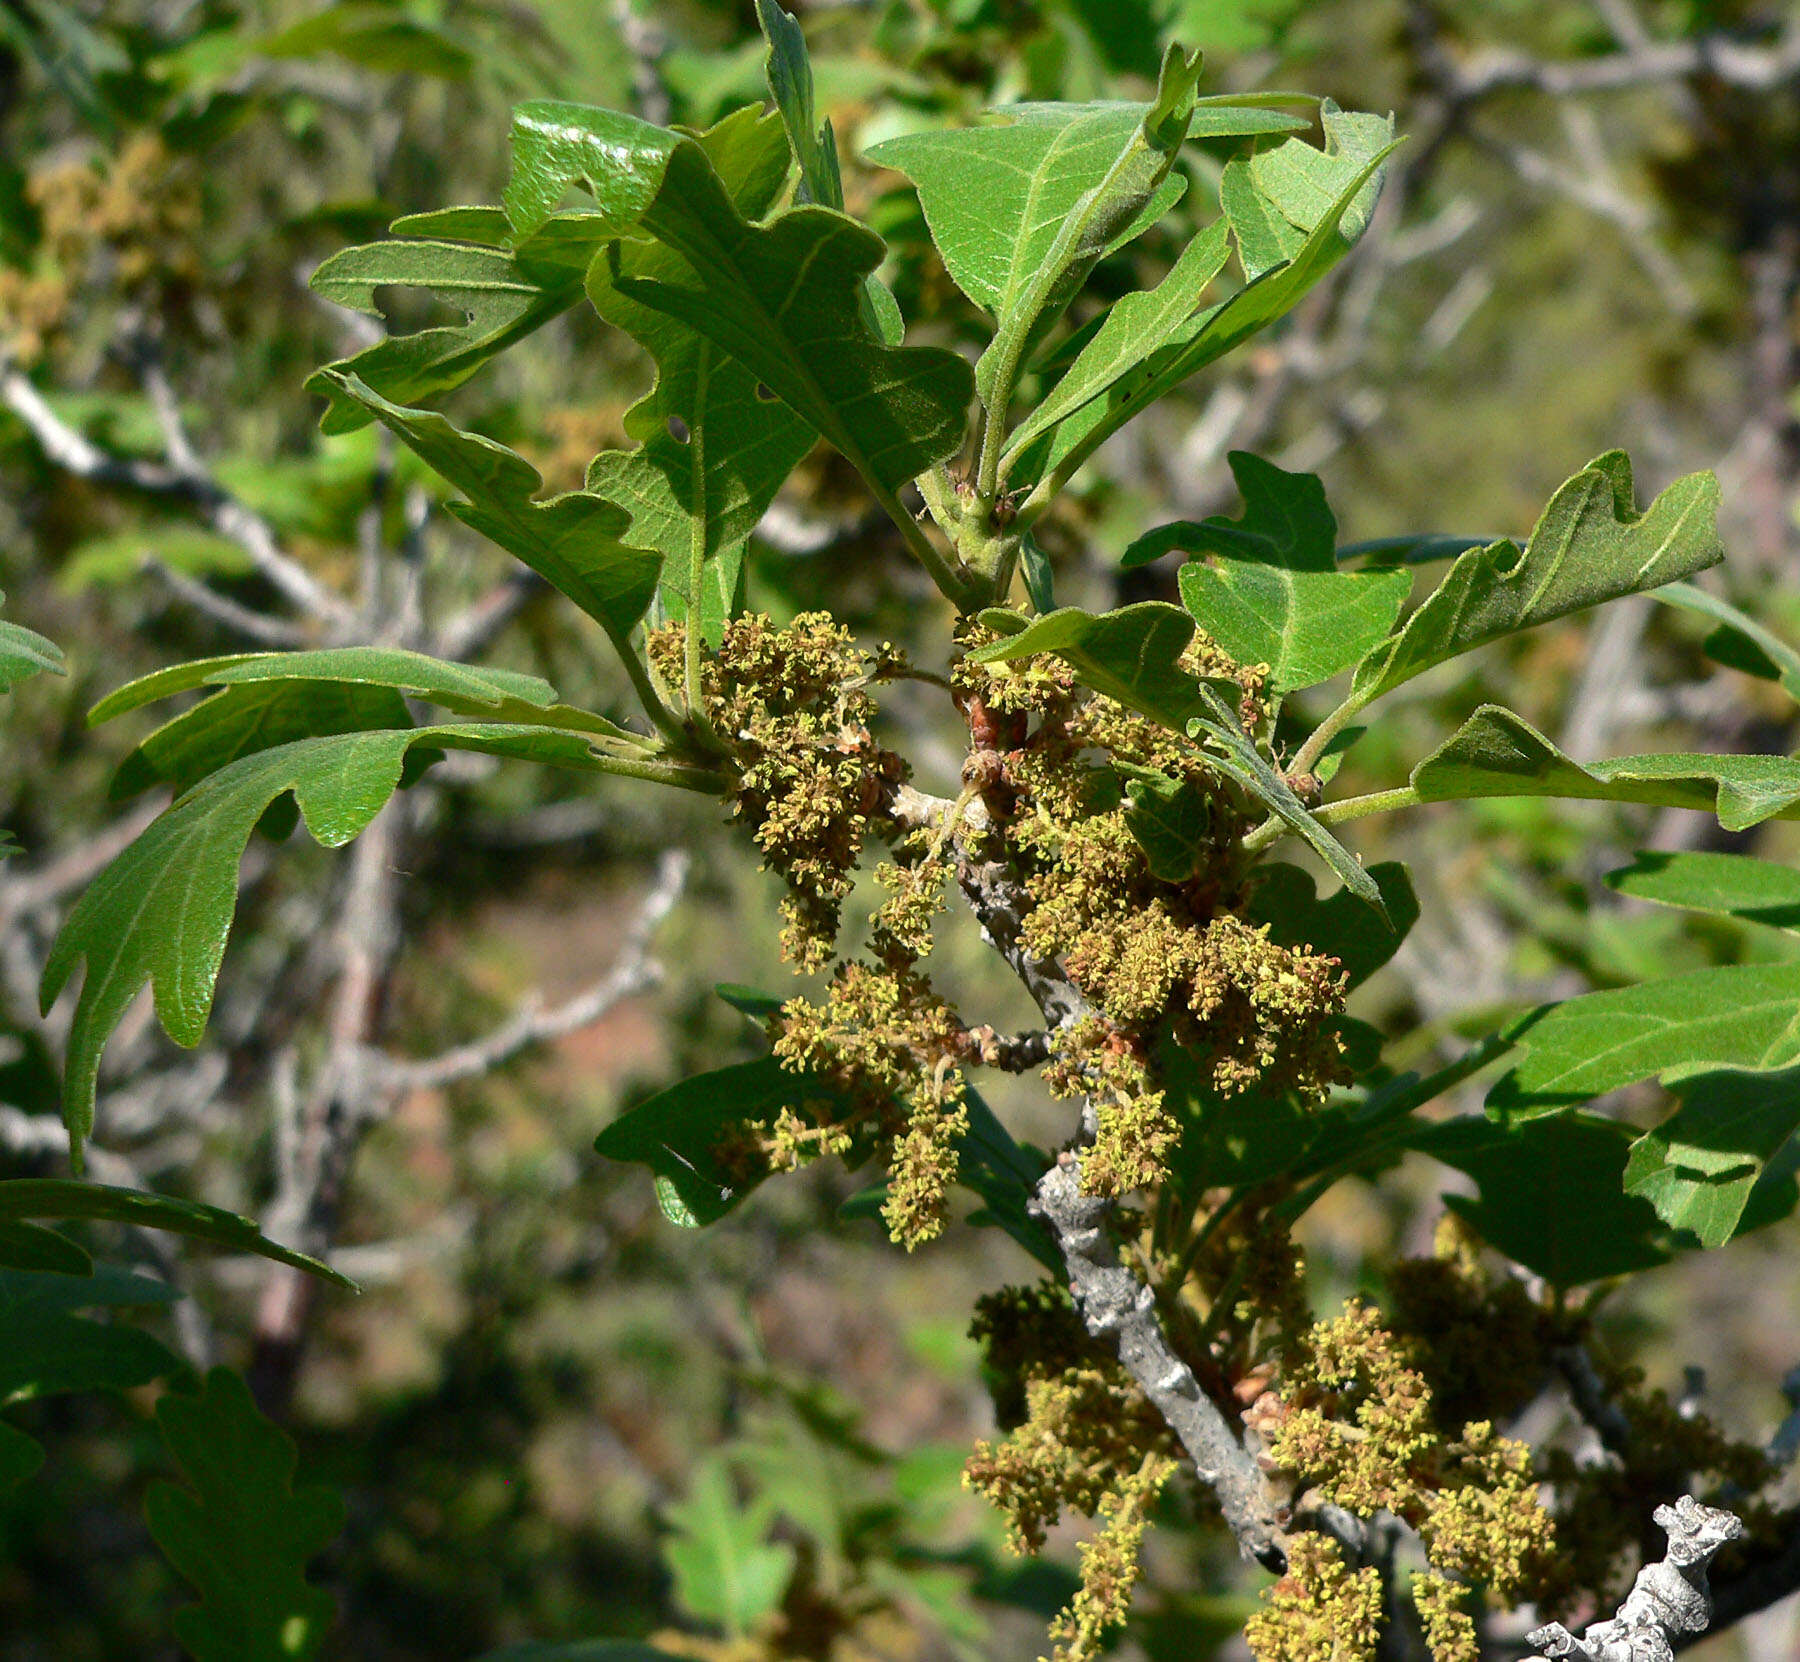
1488,961,1800,1118
1415,1115,1670,1285
583,107,817,641
968,602,1213,729
1624,1066,1800,1248
0,1263,183,1411
44,724,668,1161
1605,850,1800,930
307,241,583,434
1008,219,1231,468
1165,453,1413,692
1413,704,1800,831
865,90,1204,323
320,374,662,645
755,0,841,207
146,1368,345,1662
1009,136,1396,490
1188,685,1387,917
1222,101,1393,280
1655,580,1800,703
1005,217,1231,461
1247,861,1418,990
0,1179,355,1287
664,1455,794,1636
1353,454,1723,703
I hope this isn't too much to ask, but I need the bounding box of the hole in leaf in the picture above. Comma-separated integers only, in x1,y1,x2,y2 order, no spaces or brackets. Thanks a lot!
667,415,691,444
754,383,777,403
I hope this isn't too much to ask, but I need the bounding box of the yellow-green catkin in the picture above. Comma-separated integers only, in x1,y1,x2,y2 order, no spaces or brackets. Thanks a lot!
1245,1534,1383,1662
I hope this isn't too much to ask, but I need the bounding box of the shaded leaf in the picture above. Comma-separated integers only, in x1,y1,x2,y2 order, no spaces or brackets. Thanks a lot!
146,1367,344,1662
0,1420,43,1494
1414,1114,1670,1285
1624,1066,1800,1248
307,241,584,434
1120,769,1214,881
1412,704,1800,831
0,1264,183,1409
1487,961,1800,1119
664,1454,795,1636
596,1057,833,1227
1163,453,1413,692
260,3,473,77
318,375,662,645
968,602,1212,729
0,1220,91,1276
1246,860,1418,990
1655,580,1800,704
478,1647,685,1662
1604,849,1800,930
754,0,839,208
1353,454,1723,703
959,1087,1057,1270
0,1179,356,1288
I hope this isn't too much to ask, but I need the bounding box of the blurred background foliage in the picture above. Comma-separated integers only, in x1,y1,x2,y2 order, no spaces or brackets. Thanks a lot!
2,0,1799,1657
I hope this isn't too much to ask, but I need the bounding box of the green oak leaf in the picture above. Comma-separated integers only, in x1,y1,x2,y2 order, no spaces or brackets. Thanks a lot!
596,1056,849,1228
1352,453,1723,703
1221,100,1393,279
1119,769,1215,881
1412,704,1800,831
663,1453,794,1637
503,100,970,494
583,106,817,643
306,240,584,434
1604,850,1800,930
0,1179,355,1287
146,1367,345,1662
1161,453,1413,692
957,1087,1058,1270
1654,580,1800,704
1413,1114,1670,1285
968,602,1213,728
1624,1066,1800,1248
753,0,902,343
44,723,705,1164
865,50,1217,355
0,1262,183,1415
1009,135,1395,490
0,1220,92,1275
1003,218,1231,464
0,596,64,691
317,374,662,649
1487,961,1800,1119
1245,860,1418,990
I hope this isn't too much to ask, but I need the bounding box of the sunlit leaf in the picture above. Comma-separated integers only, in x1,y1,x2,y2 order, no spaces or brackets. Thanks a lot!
1624,1066,1800,1248
1487,961,1800,1119
1160,453,1413,692
1604,849,1800,930
663,1454,794,1637
1353,454,1723,703
1412,704,1800,831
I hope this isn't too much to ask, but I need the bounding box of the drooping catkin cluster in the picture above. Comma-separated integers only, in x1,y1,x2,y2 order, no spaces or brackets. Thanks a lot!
1247,1299,1556,1661
963,1283,1176,1662
953,625,1350,1198
652,612,905,973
